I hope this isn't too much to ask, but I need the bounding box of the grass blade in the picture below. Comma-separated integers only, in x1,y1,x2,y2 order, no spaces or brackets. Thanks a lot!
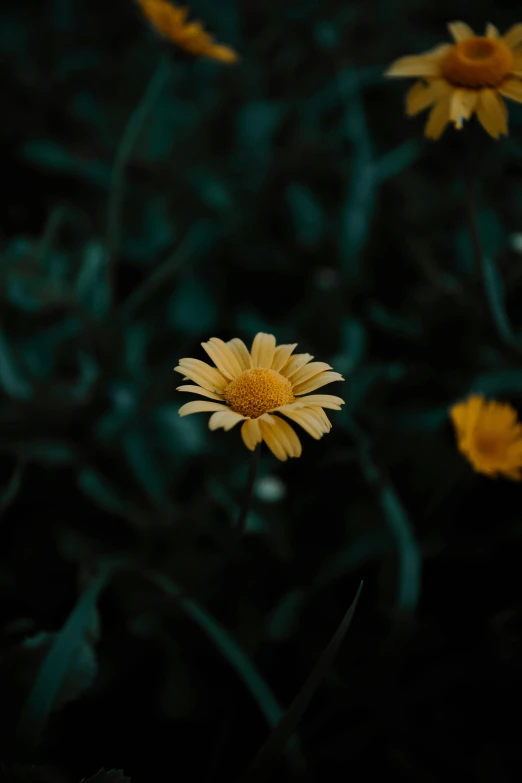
244,581,363,779
142,570,305,771
16,563,112,751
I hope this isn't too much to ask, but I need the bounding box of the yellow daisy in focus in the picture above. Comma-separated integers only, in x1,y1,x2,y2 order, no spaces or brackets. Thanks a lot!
138,0,239,63
175,333,345,461
386,21,522,139
450,394,522,480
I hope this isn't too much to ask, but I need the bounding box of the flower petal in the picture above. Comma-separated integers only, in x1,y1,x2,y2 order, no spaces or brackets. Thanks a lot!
278,407,328,440
449,88,478,128
176,384,224,401
424,92,452,139
290,361,333,388
280,353,314,379
269,416,302,458
259,418,287,460
498,77,522,103
178,401,229,417
313,406,333,430
406,80,443,116
293,371,344,395
251,333,277,368
271,343,298,372
288,393,345,410
175,358,227,393
259,416,299,460
201,338,243,380
227,338,252,371
241,419,262,451
486,23,499,38
386,55,442,78
450,395,485,442
503,23,522,49
448,21,475,42
208,410,246,431
513,52,522,74
476,89,508,138
206,44,239,63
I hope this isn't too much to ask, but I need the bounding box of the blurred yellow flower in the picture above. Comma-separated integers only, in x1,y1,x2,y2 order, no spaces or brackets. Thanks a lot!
175,333,345,461
386,21,522,139
450,394,522,480
138,0,239,63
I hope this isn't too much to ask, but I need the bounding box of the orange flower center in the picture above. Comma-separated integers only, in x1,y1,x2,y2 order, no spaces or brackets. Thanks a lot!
440,36,514,88
473,430,505,458
224,368,294,418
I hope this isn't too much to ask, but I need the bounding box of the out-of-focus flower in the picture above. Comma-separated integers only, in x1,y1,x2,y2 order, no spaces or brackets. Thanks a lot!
450,394,522,479
175,333,344,461
386,21,522,139
138,0,239,63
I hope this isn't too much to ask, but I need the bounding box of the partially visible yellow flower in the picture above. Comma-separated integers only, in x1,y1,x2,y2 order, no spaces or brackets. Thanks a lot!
138,0,239,63
386,21,522,139
175,333,345,461
450,394,522,480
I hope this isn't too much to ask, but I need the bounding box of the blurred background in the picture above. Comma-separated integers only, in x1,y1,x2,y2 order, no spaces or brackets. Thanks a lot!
2,0,522,780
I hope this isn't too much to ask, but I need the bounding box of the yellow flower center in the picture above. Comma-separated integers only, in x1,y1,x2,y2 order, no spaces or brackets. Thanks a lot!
440,36,514,88
224,368,294,418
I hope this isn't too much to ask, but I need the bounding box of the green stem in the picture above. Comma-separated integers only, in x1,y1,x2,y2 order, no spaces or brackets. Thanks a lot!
106,57,171,269
236,445,261,534
464,128,522,359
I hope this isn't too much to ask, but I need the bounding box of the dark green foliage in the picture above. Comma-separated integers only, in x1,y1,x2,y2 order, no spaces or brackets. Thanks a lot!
1,0,522,781
81,772,130,783
0,767,54,783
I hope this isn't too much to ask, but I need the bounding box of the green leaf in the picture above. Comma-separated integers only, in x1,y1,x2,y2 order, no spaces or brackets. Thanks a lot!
470,369,522,397
0,765,55,783
244,582,363,779
379,484,421,614
76,468,150,528
0,328,32,399
7,629,98,711
168,274,218,335
123,428,169,509
22,140,111,189
81,771,131,783
8,441,75,465
480,251,516,346
237,101,282,154
142,570,305,771
346,419,421,617
266,591,305,640
16,564,112,751
392,407,448,432
374,140,421,182
285,183,324,247
76,242,111,319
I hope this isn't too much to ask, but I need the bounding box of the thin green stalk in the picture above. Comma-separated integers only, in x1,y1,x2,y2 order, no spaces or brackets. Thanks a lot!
106,57,172,267
348,415,421,619
464,125,522,359
236,445,261,535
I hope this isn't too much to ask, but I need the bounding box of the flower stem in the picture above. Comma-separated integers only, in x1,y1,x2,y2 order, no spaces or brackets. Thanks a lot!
236,445,261,535
106,56,171,274
464,125,522,359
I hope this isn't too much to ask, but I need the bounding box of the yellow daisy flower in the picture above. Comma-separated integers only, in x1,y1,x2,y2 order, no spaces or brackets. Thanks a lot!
138,0,239,63
386,21,522,139
450,394,522,480
175,333,345,461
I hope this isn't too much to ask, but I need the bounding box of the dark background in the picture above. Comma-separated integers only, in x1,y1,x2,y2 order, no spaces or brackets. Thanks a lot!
2,0,522,780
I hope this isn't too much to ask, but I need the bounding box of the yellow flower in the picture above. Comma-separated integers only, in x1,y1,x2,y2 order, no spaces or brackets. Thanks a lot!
386,21,522,139
450,394,522,480
138,0,239,63
175,333,345,461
